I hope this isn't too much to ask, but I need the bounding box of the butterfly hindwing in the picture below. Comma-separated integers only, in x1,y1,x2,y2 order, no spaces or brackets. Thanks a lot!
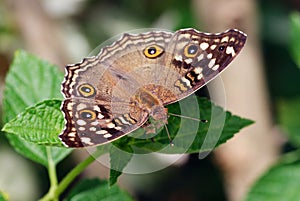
60,98,149,147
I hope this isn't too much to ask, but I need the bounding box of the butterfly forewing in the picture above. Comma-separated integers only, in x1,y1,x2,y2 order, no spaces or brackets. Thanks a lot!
162,29,247,105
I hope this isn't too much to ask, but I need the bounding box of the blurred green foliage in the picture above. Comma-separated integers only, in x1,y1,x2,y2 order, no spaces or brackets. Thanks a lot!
245,2,300,199
260,1,300,98
290,12,300,69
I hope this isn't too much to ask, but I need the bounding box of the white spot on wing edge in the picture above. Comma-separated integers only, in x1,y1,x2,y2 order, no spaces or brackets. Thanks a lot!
104,133,112,138
68,132,76,137
212,64,220,71
81,137,93,145
200,42,209,50
226,46,236,56
221,36,229,42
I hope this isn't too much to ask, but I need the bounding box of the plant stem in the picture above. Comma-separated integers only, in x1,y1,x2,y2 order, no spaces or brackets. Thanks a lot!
39,147,59,201
54,147,107,198
39,147,107,201
48,148,58,187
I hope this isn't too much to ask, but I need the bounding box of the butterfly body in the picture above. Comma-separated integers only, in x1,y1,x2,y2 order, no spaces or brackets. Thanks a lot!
60,28,247,147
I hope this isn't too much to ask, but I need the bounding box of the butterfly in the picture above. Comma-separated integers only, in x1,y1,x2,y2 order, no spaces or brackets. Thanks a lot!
60,28,247,147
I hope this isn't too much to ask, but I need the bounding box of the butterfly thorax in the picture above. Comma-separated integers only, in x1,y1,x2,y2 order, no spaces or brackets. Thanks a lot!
130,86,168,134
132,87,168,122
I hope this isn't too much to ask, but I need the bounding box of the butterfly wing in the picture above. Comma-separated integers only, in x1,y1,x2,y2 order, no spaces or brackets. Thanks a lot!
60,98,149,147
161,29,247,105
60,57,150,147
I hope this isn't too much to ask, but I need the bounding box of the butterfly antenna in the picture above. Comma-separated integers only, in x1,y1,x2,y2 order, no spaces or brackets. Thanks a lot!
163,123,174,147
168,112,208,123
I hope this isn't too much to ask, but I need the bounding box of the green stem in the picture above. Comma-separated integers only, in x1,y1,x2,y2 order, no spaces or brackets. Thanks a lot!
54,147,107,198
39,147,59,201
48,148,58,187
39,147,107,201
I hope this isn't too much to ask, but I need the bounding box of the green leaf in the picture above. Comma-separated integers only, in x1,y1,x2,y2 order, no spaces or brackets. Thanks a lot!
106,97,253,183
290,12,300,69
2,99,65,146
2,50,71,166
109,144,133,186
277,97,300,147
2,136,71,167
109,169,123,187
245,161,300,201
3,50,63,122
118,97,253,154
64,178,133,201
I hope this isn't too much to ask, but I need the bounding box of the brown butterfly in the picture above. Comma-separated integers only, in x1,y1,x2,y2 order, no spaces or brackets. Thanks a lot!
60,28,247,147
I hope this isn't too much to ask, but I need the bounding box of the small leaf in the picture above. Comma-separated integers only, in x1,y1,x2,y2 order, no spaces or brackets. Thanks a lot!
64,178,133,201
277,97,300,147
109,169,123,187
2,99,64,146
2,50,71,166
109,143,133,186
290,12,300,69
245,161,300,201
